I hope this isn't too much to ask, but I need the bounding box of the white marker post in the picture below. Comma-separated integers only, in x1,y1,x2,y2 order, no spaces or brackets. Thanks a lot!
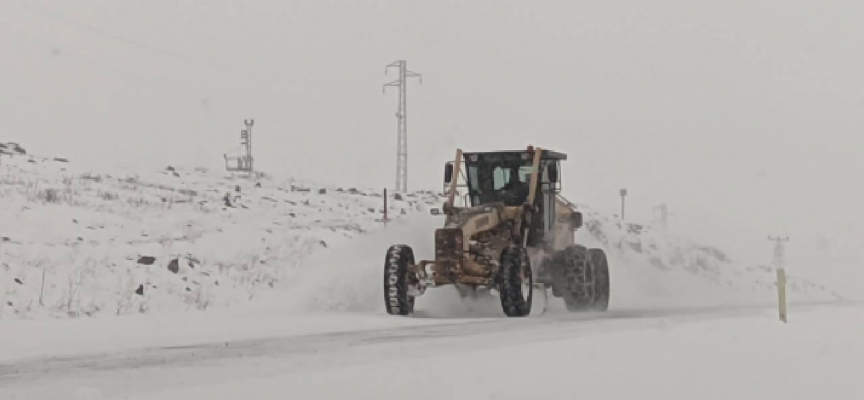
769,236,790,323
619,188,628,220
777,267,787,323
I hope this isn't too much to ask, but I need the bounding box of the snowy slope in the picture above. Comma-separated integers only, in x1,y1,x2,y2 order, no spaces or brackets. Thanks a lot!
0,145,440,319
0,142,842,323
577,206,843,310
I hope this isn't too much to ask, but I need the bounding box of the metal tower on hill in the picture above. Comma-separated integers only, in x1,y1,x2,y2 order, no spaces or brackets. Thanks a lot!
224,119,254,174
383,60,422,192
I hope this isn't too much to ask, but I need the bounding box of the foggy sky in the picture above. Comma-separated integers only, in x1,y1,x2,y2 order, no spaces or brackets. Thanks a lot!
1,0,863,271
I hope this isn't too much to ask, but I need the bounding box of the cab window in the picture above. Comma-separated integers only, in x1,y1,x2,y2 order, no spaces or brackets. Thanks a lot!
492,167,510,190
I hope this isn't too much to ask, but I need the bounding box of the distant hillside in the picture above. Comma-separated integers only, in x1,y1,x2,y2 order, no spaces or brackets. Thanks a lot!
0,145,439,319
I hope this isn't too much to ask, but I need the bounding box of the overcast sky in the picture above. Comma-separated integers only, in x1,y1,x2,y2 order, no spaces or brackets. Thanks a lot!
1,0,863,269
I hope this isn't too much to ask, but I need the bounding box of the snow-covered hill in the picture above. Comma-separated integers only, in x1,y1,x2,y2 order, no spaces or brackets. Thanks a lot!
0,143,842,321
0,145,440,319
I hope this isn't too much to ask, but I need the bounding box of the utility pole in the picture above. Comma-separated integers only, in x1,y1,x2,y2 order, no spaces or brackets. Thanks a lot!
383,60,422,192
619,188,628,220
769,235,790,323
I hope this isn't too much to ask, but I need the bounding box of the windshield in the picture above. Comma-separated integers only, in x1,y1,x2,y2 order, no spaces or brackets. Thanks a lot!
492,165,533,190
464,153,535,206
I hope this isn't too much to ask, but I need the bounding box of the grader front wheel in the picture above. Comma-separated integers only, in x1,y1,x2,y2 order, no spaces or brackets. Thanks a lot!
498,247,533,317
383,245,416,315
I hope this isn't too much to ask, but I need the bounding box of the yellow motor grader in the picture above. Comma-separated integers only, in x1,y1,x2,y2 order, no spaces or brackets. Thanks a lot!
383,146,610,317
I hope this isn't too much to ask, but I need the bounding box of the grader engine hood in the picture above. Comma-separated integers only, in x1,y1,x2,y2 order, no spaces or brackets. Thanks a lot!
434,205,506,280
443,205,500,235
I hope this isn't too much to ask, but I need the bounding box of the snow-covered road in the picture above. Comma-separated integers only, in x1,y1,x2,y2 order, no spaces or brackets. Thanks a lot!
2,300,860,400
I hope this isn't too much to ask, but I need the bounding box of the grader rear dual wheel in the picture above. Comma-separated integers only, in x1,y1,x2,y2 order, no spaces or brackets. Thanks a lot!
550,245,610,312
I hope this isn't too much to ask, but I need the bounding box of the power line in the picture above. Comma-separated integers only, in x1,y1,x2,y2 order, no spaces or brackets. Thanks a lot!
10,1,302,96
14,1,246,78
0,28,249,97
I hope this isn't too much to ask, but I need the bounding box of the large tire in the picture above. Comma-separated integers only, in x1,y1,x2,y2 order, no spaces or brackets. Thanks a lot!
384,245,415,315
498,247,532,317
550,245,610,312
589,248,610,311
550,245,592,311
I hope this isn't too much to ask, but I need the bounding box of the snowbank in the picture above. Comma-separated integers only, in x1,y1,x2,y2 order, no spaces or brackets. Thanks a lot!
0,148,440,319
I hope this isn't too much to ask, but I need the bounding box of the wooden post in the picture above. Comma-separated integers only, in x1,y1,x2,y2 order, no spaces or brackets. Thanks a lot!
777,267,787,323
383,188,388,224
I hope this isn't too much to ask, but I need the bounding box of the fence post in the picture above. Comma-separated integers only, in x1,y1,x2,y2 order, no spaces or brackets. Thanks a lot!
383,188,388,225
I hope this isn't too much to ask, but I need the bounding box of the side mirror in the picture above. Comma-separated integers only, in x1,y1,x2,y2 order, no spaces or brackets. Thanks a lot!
570,212,583,229
548,163,559,183
444,163,453,184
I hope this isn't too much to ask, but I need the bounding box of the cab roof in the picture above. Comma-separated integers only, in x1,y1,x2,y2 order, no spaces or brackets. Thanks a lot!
462,148,567,161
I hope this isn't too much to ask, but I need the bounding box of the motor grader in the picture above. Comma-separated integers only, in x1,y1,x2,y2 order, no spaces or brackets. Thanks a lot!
383,146,610,317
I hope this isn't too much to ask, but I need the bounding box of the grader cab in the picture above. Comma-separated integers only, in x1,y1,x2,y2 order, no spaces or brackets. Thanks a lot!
383,146,610,317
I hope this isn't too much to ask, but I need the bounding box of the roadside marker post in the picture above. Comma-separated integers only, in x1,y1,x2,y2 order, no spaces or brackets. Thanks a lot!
383,188,389,225
777,268,787,323
769,236,790,323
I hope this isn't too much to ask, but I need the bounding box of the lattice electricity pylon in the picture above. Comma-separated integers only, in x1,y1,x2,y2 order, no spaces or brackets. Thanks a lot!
383,60,422,192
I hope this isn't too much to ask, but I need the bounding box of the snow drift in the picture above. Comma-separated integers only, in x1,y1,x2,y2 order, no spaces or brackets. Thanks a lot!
255,201,843,318
579,207,843,310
